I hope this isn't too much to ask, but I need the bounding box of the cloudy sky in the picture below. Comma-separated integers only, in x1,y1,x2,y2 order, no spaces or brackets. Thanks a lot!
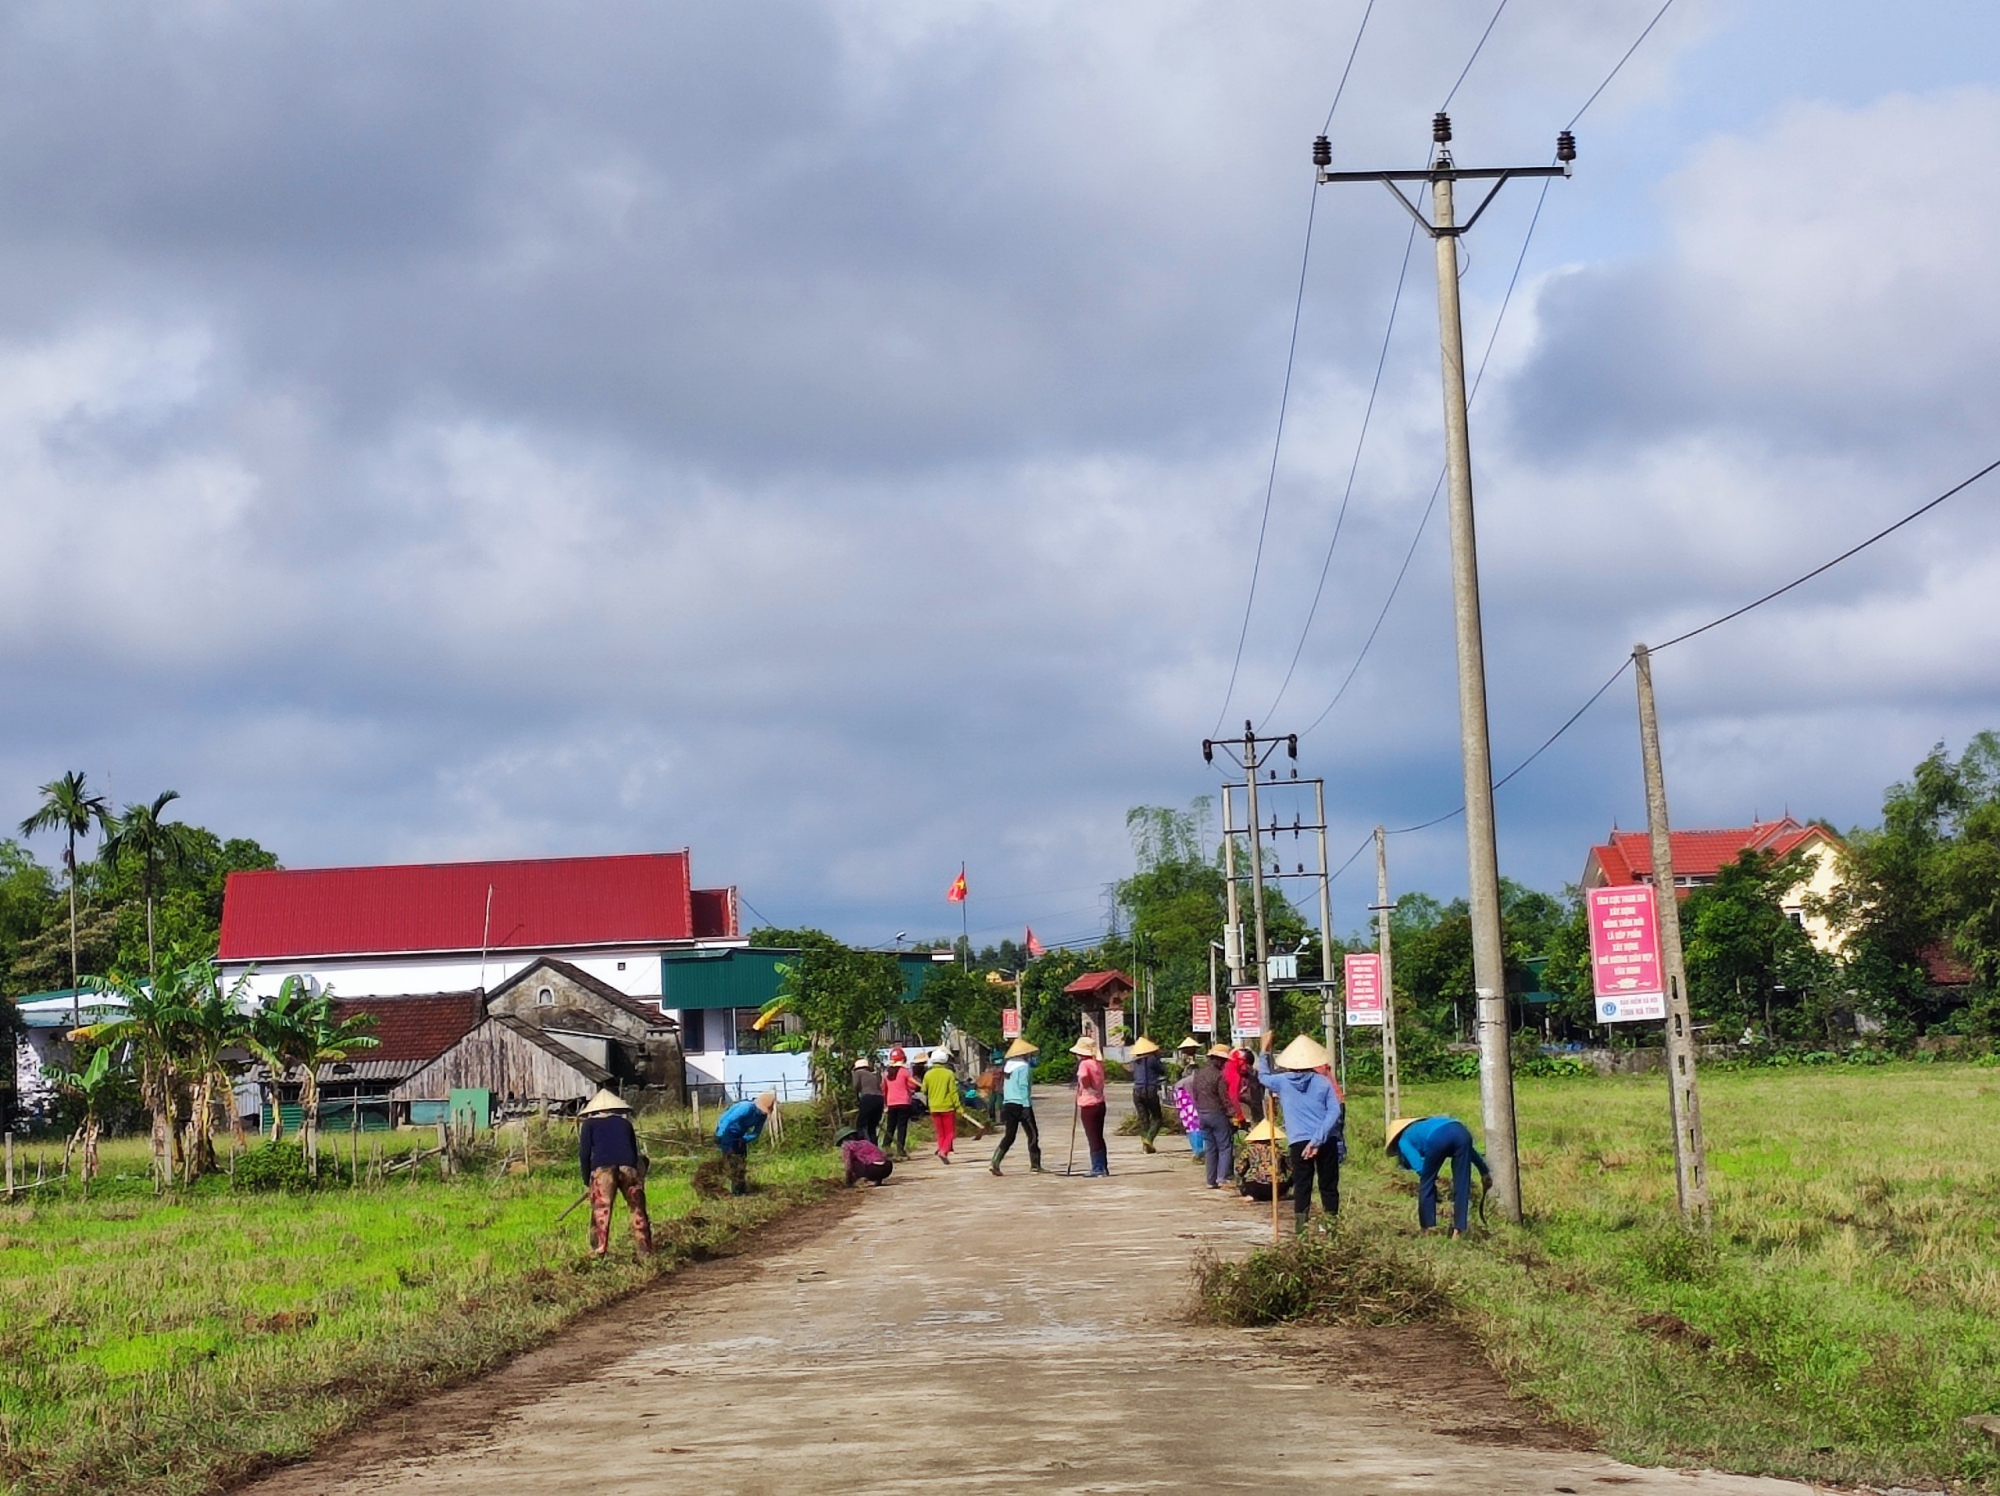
4,0,1997,948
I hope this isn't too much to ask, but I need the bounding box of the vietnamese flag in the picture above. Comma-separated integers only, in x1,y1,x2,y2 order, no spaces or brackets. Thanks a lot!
1025,927,1045,958
947,868,968,903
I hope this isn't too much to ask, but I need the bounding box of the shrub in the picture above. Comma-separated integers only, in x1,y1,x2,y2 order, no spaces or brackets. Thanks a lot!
232,1143,313,1193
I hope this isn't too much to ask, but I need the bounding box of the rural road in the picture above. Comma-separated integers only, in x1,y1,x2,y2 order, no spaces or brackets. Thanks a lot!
247,1093,1821,1496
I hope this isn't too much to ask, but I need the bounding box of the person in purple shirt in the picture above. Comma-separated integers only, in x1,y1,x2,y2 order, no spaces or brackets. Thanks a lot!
836,1127,893,1187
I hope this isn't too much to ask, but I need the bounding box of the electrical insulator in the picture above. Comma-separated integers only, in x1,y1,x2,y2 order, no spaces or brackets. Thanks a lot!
1432,111,1452,144
1312,134,1331,168
1556,130,1577,163
1286,734,1298,759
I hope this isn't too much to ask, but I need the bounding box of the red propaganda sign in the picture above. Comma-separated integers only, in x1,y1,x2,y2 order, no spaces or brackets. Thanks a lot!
1586,884,1668,1022
1343,951,1385,1027
1191,992,1215,1032
1230,986,1264,1039
1001,1008,1022,1039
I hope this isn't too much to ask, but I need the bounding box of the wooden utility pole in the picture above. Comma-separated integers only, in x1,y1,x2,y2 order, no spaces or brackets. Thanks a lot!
1633,644,1711,1225
1373,826,1401,1135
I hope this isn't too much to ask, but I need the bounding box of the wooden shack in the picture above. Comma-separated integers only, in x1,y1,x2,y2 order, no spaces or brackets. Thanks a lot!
390,1015,609,1113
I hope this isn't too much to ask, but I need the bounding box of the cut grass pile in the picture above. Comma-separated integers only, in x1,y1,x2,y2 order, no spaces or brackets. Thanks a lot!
1196,1061,2000,1490
0,1124,837,1496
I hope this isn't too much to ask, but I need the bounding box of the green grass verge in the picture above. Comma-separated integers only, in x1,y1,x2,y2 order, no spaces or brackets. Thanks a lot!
0,1125,838,1496
1197,1062,2000,1490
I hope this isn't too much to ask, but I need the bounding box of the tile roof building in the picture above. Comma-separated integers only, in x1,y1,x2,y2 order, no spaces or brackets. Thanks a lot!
1581,816,1846,952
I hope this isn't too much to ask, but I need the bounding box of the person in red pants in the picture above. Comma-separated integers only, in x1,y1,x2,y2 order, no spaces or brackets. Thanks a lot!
922,1046,960,1161
1072,1037,1109,1176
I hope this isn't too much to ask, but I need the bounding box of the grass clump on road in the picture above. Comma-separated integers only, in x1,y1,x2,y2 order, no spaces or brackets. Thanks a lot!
1193,1216,1447,1326
1207,1062,2000,1491
0,1121,836,1496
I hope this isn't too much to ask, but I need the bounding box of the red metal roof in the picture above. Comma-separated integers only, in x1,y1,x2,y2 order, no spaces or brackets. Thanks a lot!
1585,818,1839,893
1064,970,1135,999
690,887,738,940
219,852,719,961
326,993,484,1064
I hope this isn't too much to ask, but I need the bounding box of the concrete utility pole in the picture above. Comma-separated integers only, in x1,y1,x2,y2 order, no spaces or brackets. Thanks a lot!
1203,725,1299,1042
1243,723,1272,1032
1315,116,1573,1225
1373,826,1401,1136
1633,644,1712,1225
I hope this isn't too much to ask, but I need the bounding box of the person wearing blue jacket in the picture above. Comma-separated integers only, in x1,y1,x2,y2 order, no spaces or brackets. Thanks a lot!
578,1090,652,1257
1257,1031,1345,1231
988,1037,1043,1175
713,1090,776,1196
1385,1115,1492,1236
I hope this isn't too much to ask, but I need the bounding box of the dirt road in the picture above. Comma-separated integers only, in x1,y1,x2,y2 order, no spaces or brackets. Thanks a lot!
247,1096,1820,1496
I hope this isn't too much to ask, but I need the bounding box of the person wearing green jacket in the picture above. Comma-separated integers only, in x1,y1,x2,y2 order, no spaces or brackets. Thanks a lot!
921,1047,961,1162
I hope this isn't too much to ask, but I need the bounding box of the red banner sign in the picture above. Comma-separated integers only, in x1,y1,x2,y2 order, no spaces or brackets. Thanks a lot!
1191,992,1215,1032
1587,884,1668,1022
1230,986,1263,1039
1001,1008,1021,1039
1344,951,1385,1027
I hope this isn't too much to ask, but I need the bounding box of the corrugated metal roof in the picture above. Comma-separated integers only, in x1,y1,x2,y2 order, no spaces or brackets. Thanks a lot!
326,993,484,1063
218,852,708,960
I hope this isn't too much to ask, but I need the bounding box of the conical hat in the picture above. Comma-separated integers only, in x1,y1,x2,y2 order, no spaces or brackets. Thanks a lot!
1177,1035,1200,1050
1246,1117,1286,1144
1005,1037,1039,1059
1207,1043,1232,1059
1129,1036,1161,1057
579,1089,630,1115
1278,1034,1331,1071
1069,1036,1099,1057
1385,1116,1418,1153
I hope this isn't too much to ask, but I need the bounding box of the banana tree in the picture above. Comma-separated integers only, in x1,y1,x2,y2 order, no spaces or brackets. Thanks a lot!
177,965,254,1179
76,966,198,1190
53,1045,122,1189
294,994,378,1174
245,978,313,1143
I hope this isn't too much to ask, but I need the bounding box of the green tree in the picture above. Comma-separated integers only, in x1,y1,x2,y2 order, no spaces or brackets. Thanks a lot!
18,771,112,1022
100,790,201,980
292,992,378,1174
245,978,314,1143
178,967,254,1175
1682,848,1830,1040
749,928,903,1101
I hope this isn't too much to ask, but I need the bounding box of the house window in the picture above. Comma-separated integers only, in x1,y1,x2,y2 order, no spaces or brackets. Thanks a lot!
537,986,555,1006
1788,911,1805,927
616,961,626,971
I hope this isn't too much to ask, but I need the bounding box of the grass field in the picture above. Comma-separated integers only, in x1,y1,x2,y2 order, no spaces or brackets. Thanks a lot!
1214,1061,2000,1490
0,1120,837,1496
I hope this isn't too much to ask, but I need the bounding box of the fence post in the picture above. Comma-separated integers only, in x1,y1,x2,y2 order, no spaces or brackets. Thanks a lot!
4,1131,12,1200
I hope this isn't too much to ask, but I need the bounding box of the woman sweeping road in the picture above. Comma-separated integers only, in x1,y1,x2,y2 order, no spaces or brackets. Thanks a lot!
853,1057,884,1144
1073,1037,1109,1177
1129,1037,1165,1153
922,1046,960,1163
882,1047,917,1159
1257,1031,1345,1232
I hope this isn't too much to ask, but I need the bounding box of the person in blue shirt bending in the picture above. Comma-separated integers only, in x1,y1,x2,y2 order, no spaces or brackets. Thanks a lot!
1256,1031,1345,1232
713,1090,776,1196
1385,1115,1492,1236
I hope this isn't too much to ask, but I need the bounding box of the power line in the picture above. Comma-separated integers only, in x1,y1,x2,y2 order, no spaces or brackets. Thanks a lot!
1300,175,1556,738
1440,0,1512,111
1652,455,2000,653
1213,186,1320,734
1263,218,1419,725
1322,0,1380,135
1568,0,1680,130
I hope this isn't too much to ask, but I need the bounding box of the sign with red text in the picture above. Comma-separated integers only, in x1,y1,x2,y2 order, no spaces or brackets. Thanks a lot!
1230,986,1264,1039
1587,884,1668,1022
1002,1008,1021,1039
1191,992,1215,1032
1344,951,1385,1027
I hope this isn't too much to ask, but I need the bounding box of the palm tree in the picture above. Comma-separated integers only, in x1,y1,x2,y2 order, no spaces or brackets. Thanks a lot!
76,965,199,1189
19,771,113,1024
101,790,198,980
54,1044,122,1189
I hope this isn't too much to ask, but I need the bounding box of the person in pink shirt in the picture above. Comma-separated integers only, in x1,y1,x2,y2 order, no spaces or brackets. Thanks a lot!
1072,1037,1109,1177
881,1047,917,1160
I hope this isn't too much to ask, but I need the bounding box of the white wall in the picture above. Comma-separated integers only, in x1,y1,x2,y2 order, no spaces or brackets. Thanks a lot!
219,946,678,1003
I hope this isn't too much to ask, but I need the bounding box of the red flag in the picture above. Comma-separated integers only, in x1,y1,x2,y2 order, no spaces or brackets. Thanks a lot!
1024,927,1045,958
947,869,967,903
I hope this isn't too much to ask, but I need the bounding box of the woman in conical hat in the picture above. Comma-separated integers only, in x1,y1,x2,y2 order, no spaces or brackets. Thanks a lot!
578,1090,652,1257
1127,1037,1166,1153
1255,1029,1346,1232
1234,1114,1294,1203
1071,1035,1109,1176
989,1037,1042,1174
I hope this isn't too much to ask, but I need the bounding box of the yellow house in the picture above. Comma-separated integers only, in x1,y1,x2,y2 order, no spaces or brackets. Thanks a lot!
1580,816,1846,953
